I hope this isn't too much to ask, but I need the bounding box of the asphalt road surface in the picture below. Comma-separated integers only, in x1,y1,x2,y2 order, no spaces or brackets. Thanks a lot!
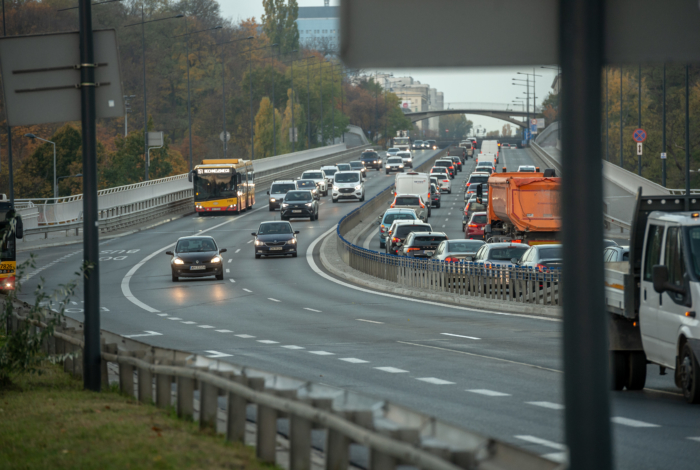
20,146,700,469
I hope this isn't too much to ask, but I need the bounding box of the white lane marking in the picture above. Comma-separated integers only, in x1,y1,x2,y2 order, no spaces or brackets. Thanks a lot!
526,401,564,410
441,333,481,340
306,226,559,322
444,218,448,222
71,301,78,305
228,259,232,263
123,330,162,338
514,435,566,451
375,367,408,373
243,288,253,293
363,226,380,250
268,298,281,302
225,269,230,273
167,317,183,321
340,358,369,363
257,340,279,344
247,240,253,244
198,325,215,329
282,345,305,349
416,377,455,385
157,313,169,317
304,307,322,312
687,437,700,443
230,279,236,283
121,206,266,313
357,319,384,324
181,321,197,325
309,351,335,355
235,248,241,253
442,225,445,228
611,417,660,428
216,329,233,333
205,350,233,358
542,453,567,464
236,334,255,338
448,212,452,215
466,389,511,397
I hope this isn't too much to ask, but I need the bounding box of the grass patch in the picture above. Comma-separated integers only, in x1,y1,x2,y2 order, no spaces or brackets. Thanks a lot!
0,361,279,470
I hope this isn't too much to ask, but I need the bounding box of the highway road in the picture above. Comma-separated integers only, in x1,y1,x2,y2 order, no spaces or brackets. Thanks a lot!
19,145,700,469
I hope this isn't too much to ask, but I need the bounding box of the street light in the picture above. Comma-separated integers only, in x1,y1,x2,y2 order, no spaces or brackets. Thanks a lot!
125,11,184,181
217,35,255,159
173,23,223,170
24,133,57,198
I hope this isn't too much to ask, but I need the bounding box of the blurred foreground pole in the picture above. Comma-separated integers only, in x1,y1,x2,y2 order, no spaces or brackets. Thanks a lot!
559,0,612,469
79,0,101,391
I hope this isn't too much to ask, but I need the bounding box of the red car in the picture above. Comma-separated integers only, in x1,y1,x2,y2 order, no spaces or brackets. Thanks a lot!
465,211,488,240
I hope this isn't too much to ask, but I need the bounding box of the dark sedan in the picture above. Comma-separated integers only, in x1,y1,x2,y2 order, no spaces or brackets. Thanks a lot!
430,183,441,208
252,221,300,259
401,232,448,258
166,236,227,282
280,190,319,221
360,151,382,170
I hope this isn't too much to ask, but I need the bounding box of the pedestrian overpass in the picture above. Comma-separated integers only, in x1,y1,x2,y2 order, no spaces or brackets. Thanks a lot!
404,102,542,128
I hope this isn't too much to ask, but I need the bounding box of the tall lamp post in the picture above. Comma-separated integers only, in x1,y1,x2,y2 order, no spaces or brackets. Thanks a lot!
173,22,223,170
23,134,57,198
516,71,542,142
216,35,254,159
512,79,531,142
125,11,183,181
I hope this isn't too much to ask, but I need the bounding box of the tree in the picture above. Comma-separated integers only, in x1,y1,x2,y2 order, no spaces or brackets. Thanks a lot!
254,97,282,158
486,130,500,137
261,0,299,54
501,124,513,137
279,88,306,154
438,114,473,140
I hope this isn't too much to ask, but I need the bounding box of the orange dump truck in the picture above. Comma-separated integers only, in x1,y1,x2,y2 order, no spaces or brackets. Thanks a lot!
484,171,561,243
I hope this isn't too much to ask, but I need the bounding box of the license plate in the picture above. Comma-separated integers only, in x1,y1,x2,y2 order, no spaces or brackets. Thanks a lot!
211,207,221,211
424,251,434,256
292,210,302,213
190,265,206,270
270,247,283,251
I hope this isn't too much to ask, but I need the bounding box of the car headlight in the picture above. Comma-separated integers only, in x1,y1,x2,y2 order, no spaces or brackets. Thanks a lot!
270,198,276,202
287,238,297,244
173,258,184,265
211,256,222,263
281,203,288,208
306,202,313,207
355,185,362,190
373,160,377,163
333,186,339,191
399,164,404,168
255,239,264,246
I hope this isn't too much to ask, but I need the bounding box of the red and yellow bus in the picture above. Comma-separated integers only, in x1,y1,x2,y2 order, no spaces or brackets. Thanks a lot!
190,159,255,215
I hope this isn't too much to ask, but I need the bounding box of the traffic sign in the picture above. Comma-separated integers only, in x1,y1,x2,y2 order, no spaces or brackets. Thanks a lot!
637,143,643,156
633,128,647,142
661,152,667,159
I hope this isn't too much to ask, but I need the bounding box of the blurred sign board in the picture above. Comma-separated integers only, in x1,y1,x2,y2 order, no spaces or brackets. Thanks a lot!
537,118,545,129
401,100,412,110
340,0,700,67
289,127,298,142
0,30,124,126
148,132,163,147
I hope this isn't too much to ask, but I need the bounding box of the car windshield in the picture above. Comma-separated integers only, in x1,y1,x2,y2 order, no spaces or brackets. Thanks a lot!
471,214,488,224
539,247,563,259
519,167,536,172
469,176,489,184
477,162,492,167
296,180,315,189
323,168,338,175
398,153,411,158
414,235,447,243
387,148,399,153
271,183,296,194
395,196,420,206
258,223,292,235
448,241,484,253
384,213,416,224
388,157,403,163
285,191,312,202
435,161,450,167
337,164,352,171
335,173,360,183
176,238,217,253
303,172,323,179
396,225,431,237
488,246,528,261
350,162,363,168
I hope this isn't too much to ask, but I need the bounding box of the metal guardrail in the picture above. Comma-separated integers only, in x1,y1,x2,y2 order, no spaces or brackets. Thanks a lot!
6,300,559,470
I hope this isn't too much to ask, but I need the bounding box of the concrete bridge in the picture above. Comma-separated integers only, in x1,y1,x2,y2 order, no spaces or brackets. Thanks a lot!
405,102,542,128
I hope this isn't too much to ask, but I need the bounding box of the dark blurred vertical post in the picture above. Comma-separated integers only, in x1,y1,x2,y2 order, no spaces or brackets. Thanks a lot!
559,0,612,469
662,64,666,187
619,67,623,167
142,6,148,181
2,0,14,204
605,67,609,161
685,64,690,210
79,0,101,392
638,64,641,175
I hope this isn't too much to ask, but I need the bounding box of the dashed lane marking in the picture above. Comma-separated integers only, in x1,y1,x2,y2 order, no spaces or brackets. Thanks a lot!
357,319,384,324
466,389,511,397
257,340,279,344
309,351,335,355
416,377,455,385
441,333,481,340
216,329,233,333
230,279,236,283
514,435,566,451
236,334,255,338
235,248,241,253
205,350,233,358
340,358,369,363
282,345,305,349
375,367,408,373
611,417,660,428
167,317,183,321
304,308,321,312
228,259,232,263
226,269,230,273
687,437,700,443
157,313,169,317
247,240,253,244
526,401,564,410
181,321,196,325
25,249,82,281
243,288,253,293
198,325,215,329
268,298,281,302
542,453,567,464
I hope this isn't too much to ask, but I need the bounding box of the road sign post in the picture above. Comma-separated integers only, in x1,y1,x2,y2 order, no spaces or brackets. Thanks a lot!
637,142,643,156
633,129,646,176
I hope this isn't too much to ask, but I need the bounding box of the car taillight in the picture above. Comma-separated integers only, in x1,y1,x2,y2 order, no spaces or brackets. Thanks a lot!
445,256,459,263
406,247,421,252
468,224,478,228
392,237,400,243
443,179,449,183
380,225,386,233
419,201,425,208
466,182,470,186
449,166,453,169
536,263,548,272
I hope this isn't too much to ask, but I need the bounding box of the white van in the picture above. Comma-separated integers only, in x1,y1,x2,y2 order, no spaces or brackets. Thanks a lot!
395,172,431,209
477,153,497,166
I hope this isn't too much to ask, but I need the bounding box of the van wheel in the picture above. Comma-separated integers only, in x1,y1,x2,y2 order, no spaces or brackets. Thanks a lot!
680,343,700,403
626,351,647,390
610,351,627,391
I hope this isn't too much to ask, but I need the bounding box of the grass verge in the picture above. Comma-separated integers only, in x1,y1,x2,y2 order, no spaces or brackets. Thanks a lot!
0,361,279,470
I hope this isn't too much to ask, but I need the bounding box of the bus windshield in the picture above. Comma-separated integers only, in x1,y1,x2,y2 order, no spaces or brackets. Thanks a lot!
194,170,237,202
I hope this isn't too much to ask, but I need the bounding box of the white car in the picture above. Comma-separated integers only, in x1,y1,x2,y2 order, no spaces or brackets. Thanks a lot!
320,165,339,185
386,148,401,158
397,151,413,168
429,167,452,193
332,171,365,203
385,156,405,174
300,170,329,196
517,165,537,172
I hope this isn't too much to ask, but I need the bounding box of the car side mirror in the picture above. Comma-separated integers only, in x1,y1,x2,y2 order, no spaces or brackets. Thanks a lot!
484,224,492,233
294,230,300,234
251,232,257,236
466,255,474,261
267,190,270,195
511,258,519,265
219,248,227,253
652,265,686,295
165,251,173,256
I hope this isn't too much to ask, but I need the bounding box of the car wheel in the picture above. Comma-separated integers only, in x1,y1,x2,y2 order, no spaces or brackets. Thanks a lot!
376,168,380,171
680,343,700,403
269,205,274,211
436,203,441,208
292,252,298,258
360,194,365,202
380,241,385,248
332,198,338,203
216,273,224,281
172,274,178,282
255,253,261,259
385,170,389,175
448,189,452,194
316,211,320,221
197,212,205,217
281,216,288,221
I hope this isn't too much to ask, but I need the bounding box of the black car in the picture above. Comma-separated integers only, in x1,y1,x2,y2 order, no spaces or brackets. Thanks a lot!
430,183,441,208
450,156,463,172
425,140,437,150
166,236,227,282
401,232,449,258
434,159,455,178
349,160,367,177
280,190,319,221
252,221,300,259
360,151,382,170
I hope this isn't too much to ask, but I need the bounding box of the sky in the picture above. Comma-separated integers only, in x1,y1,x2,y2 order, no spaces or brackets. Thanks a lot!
219,0,559,135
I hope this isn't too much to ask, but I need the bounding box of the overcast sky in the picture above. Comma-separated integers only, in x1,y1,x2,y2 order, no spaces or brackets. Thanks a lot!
220,0,559,135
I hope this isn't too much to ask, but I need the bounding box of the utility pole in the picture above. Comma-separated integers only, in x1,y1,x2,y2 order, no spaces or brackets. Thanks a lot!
320,60,324,145
619,67,624,168
605,68,609,161
662,64,666,187
123,95,135,137
638,64,642,176
685,64,690,210
4,0,13,204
